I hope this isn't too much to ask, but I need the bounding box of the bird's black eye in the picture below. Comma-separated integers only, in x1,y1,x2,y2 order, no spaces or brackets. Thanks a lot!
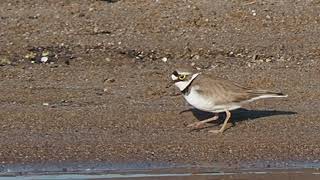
178,74,186,80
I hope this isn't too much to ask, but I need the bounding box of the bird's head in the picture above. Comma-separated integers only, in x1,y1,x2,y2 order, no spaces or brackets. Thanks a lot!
170,69,199,91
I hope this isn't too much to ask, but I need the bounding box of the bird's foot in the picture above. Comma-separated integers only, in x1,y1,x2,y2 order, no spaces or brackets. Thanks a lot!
187,121,205,129
208,129,223,134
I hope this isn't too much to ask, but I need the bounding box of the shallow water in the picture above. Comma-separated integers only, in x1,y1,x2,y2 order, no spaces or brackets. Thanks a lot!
1,161,320,180
1,170,320,180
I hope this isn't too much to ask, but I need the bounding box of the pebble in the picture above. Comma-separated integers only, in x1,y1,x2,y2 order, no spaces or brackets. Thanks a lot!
192,55,200,60
278,56,285,62
251,10,257,16
40,56,48,63
210,64,218,69
236,53,244,57
265,58,272,62
161,57,168,62
93,27,99,33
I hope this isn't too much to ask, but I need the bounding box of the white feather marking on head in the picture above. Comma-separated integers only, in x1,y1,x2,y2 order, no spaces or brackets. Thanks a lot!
174,73,200,91
171,74,178,81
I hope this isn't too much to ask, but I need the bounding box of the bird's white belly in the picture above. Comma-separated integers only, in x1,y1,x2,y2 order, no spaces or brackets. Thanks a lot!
183,88,216,112
183,87,241,113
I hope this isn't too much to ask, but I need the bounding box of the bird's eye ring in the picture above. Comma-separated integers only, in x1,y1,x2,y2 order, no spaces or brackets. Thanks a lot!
178,75,186,80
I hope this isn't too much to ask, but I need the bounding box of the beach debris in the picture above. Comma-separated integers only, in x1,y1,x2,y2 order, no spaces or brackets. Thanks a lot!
0,57,12,66
24,46,74,65
103,77,115,83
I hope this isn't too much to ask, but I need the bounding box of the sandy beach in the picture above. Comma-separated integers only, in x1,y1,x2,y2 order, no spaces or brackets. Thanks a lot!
0,0,319,168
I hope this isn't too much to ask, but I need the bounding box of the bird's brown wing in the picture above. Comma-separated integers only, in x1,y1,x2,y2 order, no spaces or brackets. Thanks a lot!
192,74,256,105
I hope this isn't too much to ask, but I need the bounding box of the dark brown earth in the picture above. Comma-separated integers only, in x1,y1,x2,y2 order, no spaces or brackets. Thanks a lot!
0,0,320,167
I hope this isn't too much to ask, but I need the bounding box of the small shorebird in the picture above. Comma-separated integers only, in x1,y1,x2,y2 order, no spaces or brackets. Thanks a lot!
171,69,288,133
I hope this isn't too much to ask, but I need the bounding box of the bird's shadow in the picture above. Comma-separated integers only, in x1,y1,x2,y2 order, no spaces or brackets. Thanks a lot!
180,108,297,129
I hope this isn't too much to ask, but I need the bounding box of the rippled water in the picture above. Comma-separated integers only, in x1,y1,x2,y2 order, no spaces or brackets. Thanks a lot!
1,161,320,180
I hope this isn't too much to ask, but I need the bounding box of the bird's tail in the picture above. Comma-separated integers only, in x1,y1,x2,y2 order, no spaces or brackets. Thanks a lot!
247,90,288,102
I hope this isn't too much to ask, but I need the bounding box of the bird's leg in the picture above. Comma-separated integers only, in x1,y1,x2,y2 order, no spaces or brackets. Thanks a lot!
209,110,231,133
187,113,219,129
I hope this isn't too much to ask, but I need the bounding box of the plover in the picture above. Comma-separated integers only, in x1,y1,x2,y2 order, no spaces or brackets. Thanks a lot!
171,69,288,133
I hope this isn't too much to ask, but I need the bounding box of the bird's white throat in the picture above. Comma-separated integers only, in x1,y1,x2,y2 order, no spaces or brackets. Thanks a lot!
173,73,200,92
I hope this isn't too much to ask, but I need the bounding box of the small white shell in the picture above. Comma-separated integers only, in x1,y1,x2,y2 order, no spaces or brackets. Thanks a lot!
161,57,168,62
40,56,48,63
